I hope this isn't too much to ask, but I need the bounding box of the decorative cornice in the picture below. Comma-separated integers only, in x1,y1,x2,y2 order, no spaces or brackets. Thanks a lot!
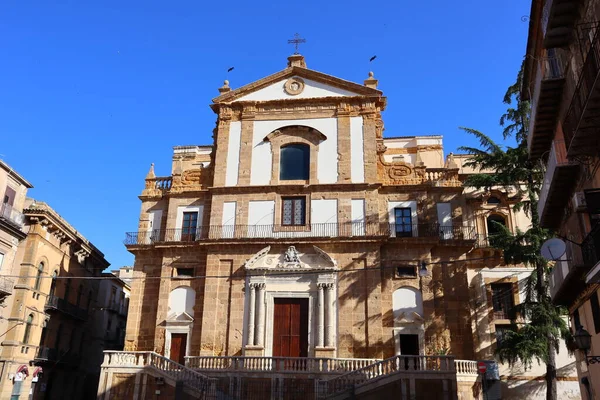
211,66,383,105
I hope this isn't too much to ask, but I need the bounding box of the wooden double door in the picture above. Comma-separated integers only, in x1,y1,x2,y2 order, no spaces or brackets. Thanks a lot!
272,298,309,357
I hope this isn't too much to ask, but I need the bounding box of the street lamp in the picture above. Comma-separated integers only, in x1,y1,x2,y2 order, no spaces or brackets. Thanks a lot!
573,327,600,364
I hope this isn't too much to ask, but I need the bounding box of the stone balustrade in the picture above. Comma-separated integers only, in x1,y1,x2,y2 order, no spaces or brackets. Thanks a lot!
185,356,381,374
100,351,216,398
455,359,478,376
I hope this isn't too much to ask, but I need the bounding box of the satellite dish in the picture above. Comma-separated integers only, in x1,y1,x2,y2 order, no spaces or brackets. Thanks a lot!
541,238,567,261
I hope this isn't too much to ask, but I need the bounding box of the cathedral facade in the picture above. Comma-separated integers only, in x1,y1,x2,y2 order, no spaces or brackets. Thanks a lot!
106,54,578,400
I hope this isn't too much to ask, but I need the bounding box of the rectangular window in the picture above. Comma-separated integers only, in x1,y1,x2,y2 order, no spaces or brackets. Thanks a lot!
0,252,4,270
282,197,306,226
396,266,417,278
590,291,600,334
176,268,194,278
495,324,513,347
181,212,198,241
394,208,413,237
491,283,514,320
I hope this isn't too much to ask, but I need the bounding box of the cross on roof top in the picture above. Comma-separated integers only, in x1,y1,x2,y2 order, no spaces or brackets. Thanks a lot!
287,33,306,55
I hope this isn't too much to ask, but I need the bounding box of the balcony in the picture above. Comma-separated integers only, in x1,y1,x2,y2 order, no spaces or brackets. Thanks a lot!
34,346,58,363
124,223,476,246
0,203,25,229
44,295,88,321
0,276,14,298
34,346,80,366
537,140,579,228
542,0,582,48
528,52,566,158
552,229,597,306
564,27,600,157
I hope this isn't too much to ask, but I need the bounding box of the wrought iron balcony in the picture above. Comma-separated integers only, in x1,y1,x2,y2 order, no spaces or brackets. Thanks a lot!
35,346,58,363
124,223,476,245
564,27,600,157
527,52,566,158
552,227,598,305
537,140,579,228
44,295,88,321
542,0,582,48
0,203,24,229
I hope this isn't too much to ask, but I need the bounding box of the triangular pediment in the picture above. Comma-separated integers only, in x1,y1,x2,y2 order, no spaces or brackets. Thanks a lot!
212,66,382,104
166,311,194,323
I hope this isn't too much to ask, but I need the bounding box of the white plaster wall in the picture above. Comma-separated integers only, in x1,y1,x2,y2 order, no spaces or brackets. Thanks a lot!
416,137,443,146
168,286,196,316
383,138,416,149
222,201,237,238
350,116,365,183
225,121,242,186
250,118,338,185
248,200,275,237
351,199,365,236
392,287,424,323
437,203,452,239
248,201,275,225
175,205,203,230
237,76,359,102
311,199,338,224
388,200,418,236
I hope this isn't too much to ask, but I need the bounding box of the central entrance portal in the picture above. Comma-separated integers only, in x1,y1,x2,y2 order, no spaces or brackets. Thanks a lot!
272,298,309,357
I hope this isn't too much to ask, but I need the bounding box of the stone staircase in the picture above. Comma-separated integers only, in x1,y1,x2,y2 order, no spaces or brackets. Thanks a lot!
317,355,459,400
99,351,218,399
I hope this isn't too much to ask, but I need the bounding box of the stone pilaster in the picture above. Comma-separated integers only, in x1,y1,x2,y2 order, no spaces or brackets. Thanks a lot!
362,112,379,183
336,110,352,183
255,283,266,347
325,283,336,348
317,283,325,347
237,107,255,185
247,284,256,346
212,110,232,187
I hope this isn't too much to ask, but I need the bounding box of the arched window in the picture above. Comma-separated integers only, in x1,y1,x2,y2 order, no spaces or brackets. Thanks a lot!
280,144,309,180
392,287,424,325
487,214,507,246
34,263,44,291
49,271,58,298
23,314,33,344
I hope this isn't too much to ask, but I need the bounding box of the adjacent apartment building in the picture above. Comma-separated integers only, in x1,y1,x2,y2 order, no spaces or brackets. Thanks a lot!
523,0,600,399
98,54,578,399
0,161,111,400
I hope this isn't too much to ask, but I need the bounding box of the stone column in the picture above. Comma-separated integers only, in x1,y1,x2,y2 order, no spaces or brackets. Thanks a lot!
325,283,336,348
317,284,325,347
255,283,266,347
247,284,256,346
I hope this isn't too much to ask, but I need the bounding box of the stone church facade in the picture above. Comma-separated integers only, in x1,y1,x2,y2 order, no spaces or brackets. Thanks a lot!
104,54,578,399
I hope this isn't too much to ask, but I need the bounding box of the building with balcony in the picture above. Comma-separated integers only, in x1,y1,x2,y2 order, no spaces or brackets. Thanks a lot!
523,0,600,398
0,161,32,310
0,199,110,400
97,269,130,351
98,54,577,399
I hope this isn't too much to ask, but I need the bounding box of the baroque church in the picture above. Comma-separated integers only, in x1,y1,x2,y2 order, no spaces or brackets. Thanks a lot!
97,53,578,400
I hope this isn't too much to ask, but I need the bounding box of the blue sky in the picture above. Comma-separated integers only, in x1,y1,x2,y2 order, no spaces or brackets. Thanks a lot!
0,0,529,269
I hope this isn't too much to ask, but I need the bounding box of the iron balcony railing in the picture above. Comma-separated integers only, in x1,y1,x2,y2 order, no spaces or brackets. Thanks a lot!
582,224,600,267
564,26,600,155
124,223,477,245
35,346,58,362
0,203,24,228
45,295,88,321
538,139,573,219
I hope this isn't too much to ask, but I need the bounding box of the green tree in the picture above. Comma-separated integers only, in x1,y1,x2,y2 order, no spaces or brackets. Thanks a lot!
458,63,571,400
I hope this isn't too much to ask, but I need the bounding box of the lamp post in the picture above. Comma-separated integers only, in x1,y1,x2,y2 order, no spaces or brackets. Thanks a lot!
574,327,596,400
